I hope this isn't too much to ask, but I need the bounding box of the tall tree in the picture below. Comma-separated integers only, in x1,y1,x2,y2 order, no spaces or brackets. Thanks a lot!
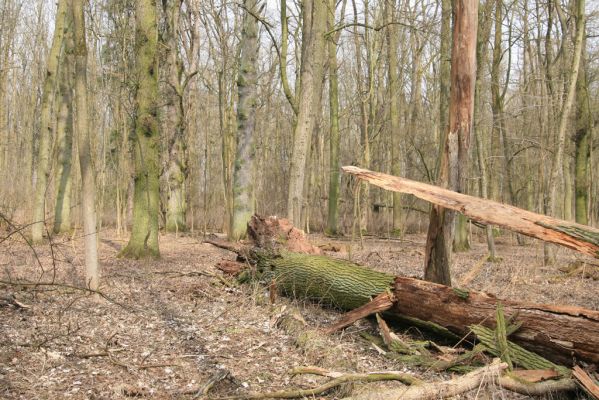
325,0,344,236
384,0,402,236
424,0,478,285
31,0,69,243
287,0,327,225
473,0,496,259
574,40,590,225
230,0,260,240
121,0,161,259
71,0,99,290
544,0,586,264
162,0,190,233
53,18,74,234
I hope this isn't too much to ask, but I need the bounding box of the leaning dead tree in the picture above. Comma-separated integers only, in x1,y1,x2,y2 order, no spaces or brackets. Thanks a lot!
343,166,599,259
210,216,599,366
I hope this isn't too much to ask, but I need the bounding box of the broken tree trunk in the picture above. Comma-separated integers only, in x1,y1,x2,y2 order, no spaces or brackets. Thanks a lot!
342,166,599,258
210,215,599,366
251,250,599,365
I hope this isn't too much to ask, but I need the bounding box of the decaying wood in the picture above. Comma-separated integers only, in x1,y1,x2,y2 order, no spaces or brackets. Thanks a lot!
573,365,599,399
210,215,599,365
392,276,599,365
342,166,599,258
497,375,577,396
214,370,421,400
323,292,395,334
346,359,508,400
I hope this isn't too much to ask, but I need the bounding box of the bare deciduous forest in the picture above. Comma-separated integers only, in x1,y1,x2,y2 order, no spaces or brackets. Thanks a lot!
1,0,599,398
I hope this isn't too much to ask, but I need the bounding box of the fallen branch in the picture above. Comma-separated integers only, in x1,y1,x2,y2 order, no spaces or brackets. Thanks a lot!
497,375,577,396
342,166,599,258
213,370,421,399
322,291,395,334
345,359,508,400
573,366,599,399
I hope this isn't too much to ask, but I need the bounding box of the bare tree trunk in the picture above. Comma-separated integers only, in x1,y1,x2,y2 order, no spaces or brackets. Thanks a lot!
162,1,189,233
31,0,69,243
71,0,99,290
287,0,327,225
574,40,590,225
325,0,343,236
472,0,495,259
384,0,402,236
544,0,585,264
53,18,74,235
424,0,478,286
121,0,161,259
230,0,259,240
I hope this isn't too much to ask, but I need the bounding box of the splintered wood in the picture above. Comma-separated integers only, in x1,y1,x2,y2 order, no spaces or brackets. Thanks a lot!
342,166,599,258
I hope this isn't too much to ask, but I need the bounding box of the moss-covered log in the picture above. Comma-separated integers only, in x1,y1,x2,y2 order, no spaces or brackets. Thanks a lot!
212,215,599,366
247,250,599,365
253,251,394,311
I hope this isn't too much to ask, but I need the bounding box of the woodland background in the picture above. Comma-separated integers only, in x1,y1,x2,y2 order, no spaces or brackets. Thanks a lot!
0,0,598,248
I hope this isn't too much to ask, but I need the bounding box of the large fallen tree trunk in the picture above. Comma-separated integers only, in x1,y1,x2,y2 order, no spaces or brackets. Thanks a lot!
250,250,599,365
342,166,599,258
211,216,599,366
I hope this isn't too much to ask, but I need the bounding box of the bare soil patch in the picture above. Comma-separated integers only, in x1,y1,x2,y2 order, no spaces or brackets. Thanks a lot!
1,228,596,399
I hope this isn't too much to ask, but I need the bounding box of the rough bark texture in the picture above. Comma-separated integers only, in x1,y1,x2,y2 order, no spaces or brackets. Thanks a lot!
72,0,99,290
574,42,590,225
162,0,188,233
385,0,402,235
230,0,259,240
393,277,599,365
325,0,341,236
222,215,599,365
121,0,160,259
31,0,69,243
53,23,74,234
424,0,478,285
343,167,599,258
545,0,586,264
286,0,327,225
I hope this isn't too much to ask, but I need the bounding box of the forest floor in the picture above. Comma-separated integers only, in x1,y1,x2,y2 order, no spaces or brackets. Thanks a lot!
1,226,597,399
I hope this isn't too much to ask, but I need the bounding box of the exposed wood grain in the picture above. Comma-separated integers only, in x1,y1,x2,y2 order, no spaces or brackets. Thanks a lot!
343,166,599,258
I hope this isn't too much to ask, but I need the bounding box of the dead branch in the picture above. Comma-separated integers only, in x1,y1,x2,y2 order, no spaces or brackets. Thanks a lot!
345,359,508,400
322,291,395,334
573,366,599,399
212,370,421,399
497,375,577,396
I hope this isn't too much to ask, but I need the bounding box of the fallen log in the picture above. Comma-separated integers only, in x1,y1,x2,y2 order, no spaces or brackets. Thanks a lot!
210,216,599,366
342,166,599,258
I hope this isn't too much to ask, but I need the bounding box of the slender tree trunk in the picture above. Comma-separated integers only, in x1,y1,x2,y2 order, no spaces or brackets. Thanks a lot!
230,0,259,240
385,0,402,236
31,0,68,243
163,1,188,233
71,0,99,290
121,0,161,259
473,0,496,259
424,0,478,286
325,0,342,236
544,0,585,264
574,42,590,225
287,0,327,225
435,0,451,178
53,20,74,234
219,72,235,235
